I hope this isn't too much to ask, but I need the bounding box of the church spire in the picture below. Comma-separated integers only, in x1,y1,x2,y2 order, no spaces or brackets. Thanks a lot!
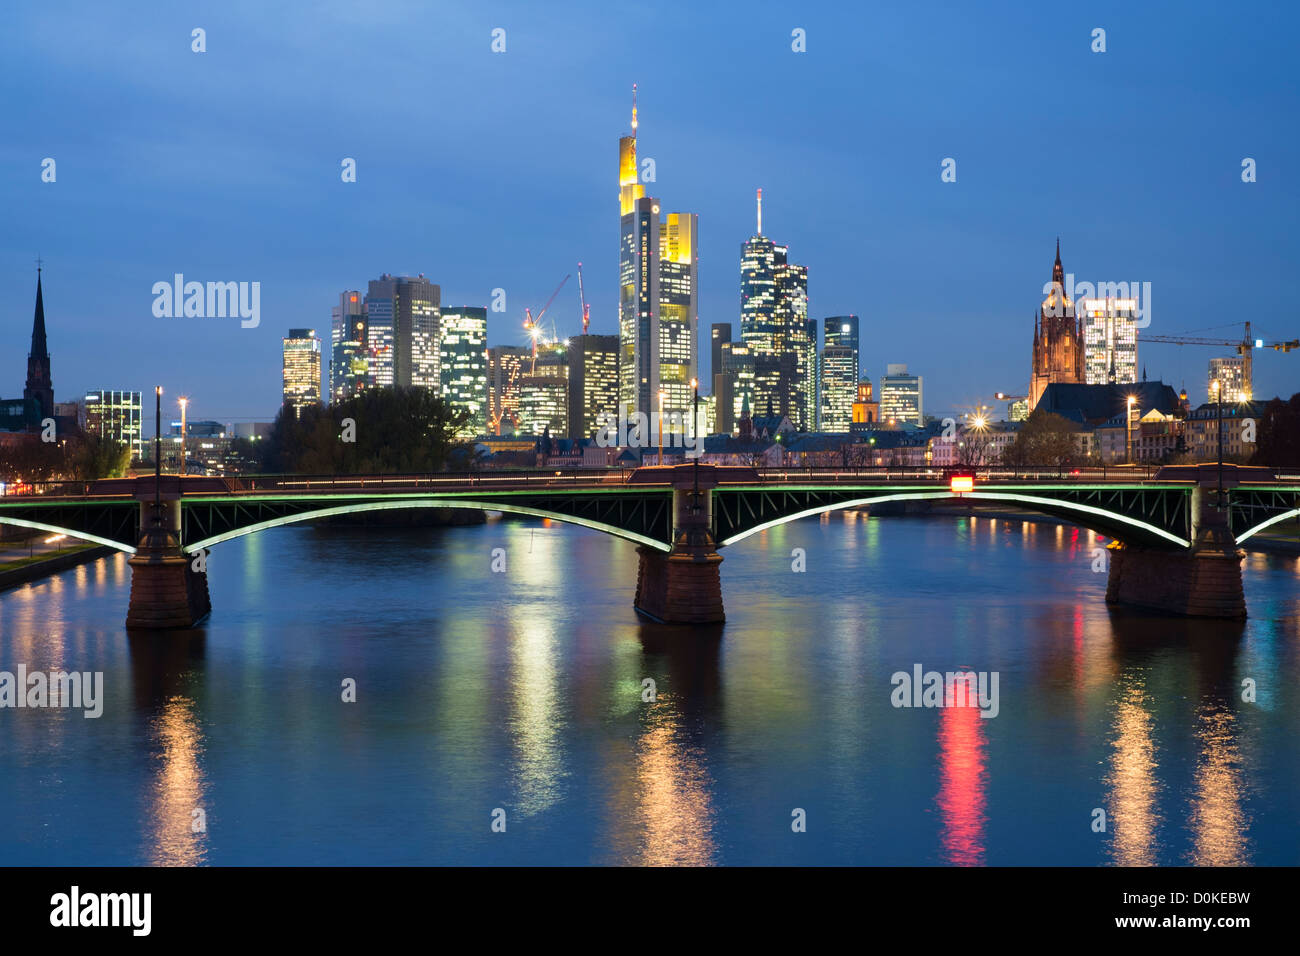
1052,237,1064,287
24,265,54,421
30,266,48,359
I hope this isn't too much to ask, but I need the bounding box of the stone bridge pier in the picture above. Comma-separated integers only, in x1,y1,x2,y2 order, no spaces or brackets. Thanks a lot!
126,487,211,629
634,465,725,625
1106,483,1246,619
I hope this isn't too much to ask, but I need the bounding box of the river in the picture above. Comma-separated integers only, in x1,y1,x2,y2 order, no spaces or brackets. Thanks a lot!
1,512,1297,865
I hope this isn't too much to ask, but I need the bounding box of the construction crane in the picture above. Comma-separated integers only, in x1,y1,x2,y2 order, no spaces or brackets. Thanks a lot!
523,274,570,373
1138,322,1298,399
577,261,590,335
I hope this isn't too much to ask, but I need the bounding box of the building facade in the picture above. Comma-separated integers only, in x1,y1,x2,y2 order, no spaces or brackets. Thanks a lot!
85,390,144,461
880,364,923,426
1081,296,1139,386
1208,356,1250,403
818,345,856,432
439,307,488,438
567,334,620,440
282,328,322,416
330,291,367,402
365,274,440,389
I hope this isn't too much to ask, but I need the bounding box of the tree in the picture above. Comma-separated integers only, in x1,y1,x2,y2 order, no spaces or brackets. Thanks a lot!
1002,409,1081,467
1251,393,1300,467
261,388,470,475
957,426,997,466
69,434,131,480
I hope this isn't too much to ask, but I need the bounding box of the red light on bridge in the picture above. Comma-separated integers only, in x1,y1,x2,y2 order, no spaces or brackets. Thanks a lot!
950,475,975,494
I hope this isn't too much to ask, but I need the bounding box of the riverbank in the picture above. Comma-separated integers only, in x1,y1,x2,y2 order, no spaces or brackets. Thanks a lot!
0,544,115,592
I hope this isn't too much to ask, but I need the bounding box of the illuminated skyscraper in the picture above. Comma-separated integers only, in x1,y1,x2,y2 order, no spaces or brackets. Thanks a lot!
1030,241,1083,409
519,347,570,438
880,363,923,427
365,274,440,389
740,190,811,428
568,334,620,439
1082,296,1138,386
825,315,860,376
330,291,366,401
488,345,530,435
716,341,756,436
819,345,855,432
329,291,369,401
85,390,144,461
617,87,698,432
282,328,322,417
440,307,488,438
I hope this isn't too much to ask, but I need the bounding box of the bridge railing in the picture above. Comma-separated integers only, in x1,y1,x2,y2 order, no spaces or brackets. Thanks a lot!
0,463,1180,500
745,464,1164,483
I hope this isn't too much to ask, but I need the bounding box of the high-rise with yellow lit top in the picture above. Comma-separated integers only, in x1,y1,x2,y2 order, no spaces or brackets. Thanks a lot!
617,86,699,433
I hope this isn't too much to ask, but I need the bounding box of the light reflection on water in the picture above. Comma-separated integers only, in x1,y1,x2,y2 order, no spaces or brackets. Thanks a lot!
0,512,1297,866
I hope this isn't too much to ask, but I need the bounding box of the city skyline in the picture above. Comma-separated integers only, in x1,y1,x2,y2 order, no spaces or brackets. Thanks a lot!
4,3,1297,427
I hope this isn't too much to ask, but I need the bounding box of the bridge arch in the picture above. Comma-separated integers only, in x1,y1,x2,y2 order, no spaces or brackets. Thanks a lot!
716,490,1191,550
182,498,673,554
1236,507,1300,544
0,516,137,553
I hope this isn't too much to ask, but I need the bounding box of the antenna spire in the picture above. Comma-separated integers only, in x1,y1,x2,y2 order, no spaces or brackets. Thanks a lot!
756,188,763,235
631,83,638,138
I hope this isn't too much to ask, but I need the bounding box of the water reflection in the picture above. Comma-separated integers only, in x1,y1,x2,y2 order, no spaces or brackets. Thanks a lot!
128,632,209,866
936,684,987,865
1104,677,1161,866
1187,702,1250,865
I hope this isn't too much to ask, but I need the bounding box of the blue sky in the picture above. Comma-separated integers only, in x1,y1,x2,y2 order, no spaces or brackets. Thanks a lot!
3,0,1298,427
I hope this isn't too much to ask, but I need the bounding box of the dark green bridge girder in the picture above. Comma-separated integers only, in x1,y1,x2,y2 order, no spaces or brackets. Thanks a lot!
179,489,676,553
711,484,1200,550
1,483,1298,555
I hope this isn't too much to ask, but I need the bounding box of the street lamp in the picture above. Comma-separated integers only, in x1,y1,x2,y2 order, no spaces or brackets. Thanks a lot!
657,389,666,466
153,386,162,509
1126,395,1136,465
690,378,701,512
178,396,189,477
1211,379,1224,504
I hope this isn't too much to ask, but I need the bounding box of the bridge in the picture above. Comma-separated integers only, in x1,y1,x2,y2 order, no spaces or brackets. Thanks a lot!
1,464,1296,627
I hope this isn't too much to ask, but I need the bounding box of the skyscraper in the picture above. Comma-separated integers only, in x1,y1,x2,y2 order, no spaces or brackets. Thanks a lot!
1030,240,1084,409
365,274,440,389
24,268,54,421
716,341,756,436
282,328,322,416
568,334,620,439
519,344,569,437
617,87,698,432
880,363,923,427
85,390,144,461
330,291,366,401
740,190,811,428
824,315,860,377
439,307,488,438
1082,296,1138,386
819,345,856,432
488,345,530,435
